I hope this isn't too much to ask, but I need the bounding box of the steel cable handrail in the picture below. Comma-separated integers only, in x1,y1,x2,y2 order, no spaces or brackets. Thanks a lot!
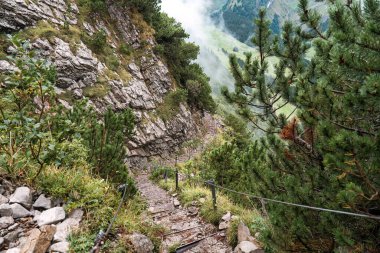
178,174,380,221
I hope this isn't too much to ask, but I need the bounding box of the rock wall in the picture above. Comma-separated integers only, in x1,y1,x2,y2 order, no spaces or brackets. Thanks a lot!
0,0,205,168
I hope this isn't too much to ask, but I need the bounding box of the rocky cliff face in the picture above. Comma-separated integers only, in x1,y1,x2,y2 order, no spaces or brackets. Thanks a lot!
0,0,205,168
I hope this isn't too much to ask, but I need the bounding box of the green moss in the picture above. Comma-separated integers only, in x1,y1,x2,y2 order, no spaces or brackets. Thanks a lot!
20,21,58,42
83,84,110,98
57,90,76,104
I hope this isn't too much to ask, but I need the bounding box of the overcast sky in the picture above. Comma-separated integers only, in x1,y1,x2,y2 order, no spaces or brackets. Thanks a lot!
160,0,213,46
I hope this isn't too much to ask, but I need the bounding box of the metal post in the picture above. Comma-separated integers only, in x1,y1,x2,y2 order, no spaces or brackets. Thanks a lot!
175,155,179,190
175,169,179,191
207,180,217,211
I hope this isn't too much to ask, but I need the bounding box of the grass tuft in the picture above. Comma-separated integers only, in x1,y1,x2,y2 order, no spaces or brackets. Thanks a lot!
83,84,110,98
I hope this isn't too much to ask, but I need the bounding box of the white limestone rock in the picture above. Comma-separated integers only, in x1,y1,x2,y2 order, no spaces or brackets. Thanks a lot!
33,194,52,210
9,187,32,208
10,204,31,219
37,207,65,226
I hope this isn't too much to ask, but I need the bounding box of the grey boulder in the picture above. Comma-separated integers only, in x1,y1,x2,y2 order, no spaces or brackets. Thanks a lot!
50,241,69,253
0,216,14,229
238,222,251,243
9,187,32,208
126,233,154,253
10,204,31,219
37,207,65,226
33,194,52,210
234,241,262,253
5,248,21,253
0,203,13,217
0,194,8,205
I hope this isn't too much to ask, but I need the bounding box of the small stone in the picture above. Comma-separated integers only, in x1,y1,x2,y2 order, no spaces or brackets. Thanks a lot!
126,233,154,253
33,194,52,210
173,199,180,207
68,209,84,220
52,198,64,207
32,210,41,221
7,223,19,231
10,203,31,218
9,187,32,208
0,237,4,246
188,206,198,216
234,241,259,253
219,221,229,230
0,194,8,205
37,207,65,226
50,241,69,253
0,216,14,229
238,222,251,243
5,248,21,253
4,229,20,243
222,211,232,222
0,203,13,217
54,217,80,242
199,198,206,203
172,193,178,197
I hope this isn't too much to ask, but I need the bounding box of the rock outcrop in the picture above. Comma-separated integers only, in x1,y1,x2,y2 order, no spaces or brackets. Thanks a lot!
0,0,78,32
0,0,209,167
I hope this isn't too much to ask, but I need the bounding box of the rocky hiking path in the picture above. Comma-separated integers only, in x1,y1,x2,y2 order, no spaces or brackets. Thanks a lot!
136,173,232,253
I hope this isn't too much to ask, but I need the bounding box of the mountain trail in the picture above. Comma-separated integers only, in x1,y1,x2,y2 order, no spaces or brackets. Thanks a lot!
135,173,232,253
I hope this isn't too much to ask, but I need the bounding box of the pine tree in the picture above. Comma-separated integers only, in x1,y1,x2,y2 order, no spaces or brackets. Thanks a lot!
223,0,380,251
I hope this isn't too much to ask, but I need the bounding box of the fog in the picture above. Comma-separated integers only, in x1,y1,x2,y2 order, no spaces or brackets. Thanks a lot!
160,0,234,95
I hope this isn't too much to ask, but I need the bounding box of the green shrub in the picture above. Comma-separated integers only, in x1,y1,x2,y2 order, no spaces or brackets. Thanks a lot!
87,30,107,53
150,166,176,182
105,54,120,71
77,0,107,13
157,88,188,121
119,43,133,55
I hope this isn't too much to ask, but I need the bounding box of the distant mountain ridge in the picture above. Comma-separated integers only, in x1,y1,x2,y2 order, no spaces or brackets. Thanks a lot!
212,0,327,43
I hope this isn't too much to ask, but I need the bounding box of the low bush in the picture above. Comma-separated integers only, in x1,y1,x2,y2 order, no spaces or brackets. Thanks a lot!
87,30,107,53
150,166,176,182
156,88,188,121
118,43,133,55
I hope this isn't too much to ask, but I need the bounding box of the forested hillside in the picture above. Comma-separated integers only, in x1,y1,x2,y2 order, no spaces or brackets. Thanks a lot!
213,0,327,43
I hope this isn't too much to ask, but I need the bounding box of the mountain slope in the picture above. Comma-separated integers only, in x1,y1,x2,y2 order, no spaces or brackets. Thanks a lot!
0,0,209,167
213,0,327,43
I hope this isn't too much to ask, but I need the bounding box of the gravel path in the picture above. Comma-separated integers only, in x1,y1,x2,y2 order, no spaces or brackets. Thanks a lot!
135,173,232,253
